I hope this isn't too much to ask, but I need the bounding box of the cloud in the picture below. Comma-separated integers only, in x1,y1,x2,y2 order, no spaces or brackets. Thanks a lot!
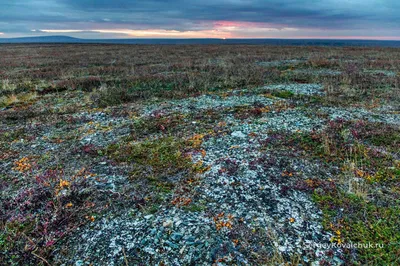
39,23,300,38
0,0,399,39
56,0,400,29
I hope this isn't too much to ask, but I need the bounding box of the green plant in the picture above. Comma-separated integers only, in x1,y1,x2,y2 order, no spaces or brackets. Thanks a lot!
106,137,193,185
271,90,294,99
313,190,400,264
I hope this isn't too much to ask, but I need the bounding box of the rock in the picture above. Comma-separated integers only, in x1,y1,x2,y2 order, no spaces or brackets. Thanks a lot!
231,131,246,138
75,260,84,266
175,220,182,227
186,236,196,242
165,240,179,249
170,232,183,241
179,245,186,254
163,219,173,227
144,247,156,255
278,246,287,252
333,256,345,265
144,214,153,219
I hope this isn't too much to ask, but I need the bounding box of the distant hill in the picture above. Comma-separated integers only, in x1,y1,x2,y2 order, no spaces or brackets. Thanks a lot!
0,36,82,43
0,35,399,47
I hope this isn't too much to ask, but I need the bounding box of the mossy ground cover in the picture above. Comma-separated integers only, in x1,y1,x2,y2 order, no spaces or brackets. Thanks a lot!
258,115,400,264
313,190,400,265
106,137,193,185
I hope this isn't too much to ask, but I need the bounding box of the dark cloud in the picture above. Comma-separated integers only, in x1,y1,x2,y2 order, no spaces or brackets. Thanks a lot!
58,0,400,28
0,0,399,38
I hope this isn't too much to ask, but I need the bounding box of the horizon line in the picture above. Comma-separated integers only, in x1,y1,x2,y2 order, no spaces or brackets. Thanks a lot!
1,35,400,42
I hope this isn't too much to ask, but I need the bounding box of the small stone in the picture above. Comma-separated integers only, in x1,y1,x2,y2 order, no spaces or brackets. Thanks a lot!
163,220,173,227
175,220,182,227
179,245,186,254
171,232,183,241
278,246,287,252
165,240,179,249
231,131,246,138
143,247,156,255
144,214,153,219
186,236,196,242
333,257,344,264
75,260,84,266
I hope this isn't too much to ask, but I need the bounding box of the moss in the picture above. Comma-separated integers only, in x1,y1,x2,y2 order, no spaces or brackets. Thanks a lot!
131,113,187,137
0,221,36,264
106,137,192,186
144,204,160,215
285,121,397,176
271,90,294,99
369,167,400,183
183,202,207,212
307,95,325,104
313,190,400,265
369,134,400,147
91,79,216,107
364,128,400,149
0,128,26,143
0,232,6,250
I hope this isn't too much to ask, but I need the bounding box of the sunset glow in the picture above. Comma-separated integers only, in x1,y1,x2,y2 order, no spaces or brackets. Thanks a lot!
40,29,229,38
39,21,303,39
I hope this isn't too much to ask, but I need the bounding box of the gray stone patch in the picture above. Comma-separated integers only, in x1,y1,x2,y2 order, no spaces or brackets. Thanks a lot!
57,103,339,265
261,84,325,96
144,94,277,115
321,107,400,126
363,70,397,77
256,59,305,67
292,69,342,76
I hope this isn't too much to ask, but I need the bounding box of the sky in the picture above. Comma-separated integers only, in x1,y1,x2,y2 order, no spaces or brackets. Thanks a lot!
0,0,399,40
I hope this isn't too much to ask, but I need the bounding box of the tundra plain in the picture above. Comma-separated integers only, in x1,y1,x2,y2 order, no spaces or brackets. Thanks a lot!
1,44,399,265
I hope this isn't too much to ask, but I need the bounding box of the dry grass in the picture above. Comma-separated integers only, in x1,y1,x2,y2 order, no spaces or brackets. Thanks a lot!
0,92,37,108
0,44,398,107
